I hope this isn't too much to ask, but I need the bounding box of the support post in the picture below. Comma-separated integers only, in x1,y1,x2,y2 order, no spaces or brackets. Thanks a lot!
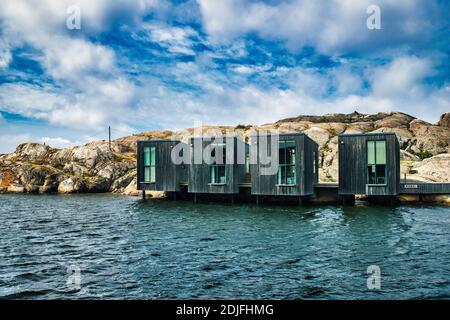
231,195,234,204
173,192,177,201
298,196,303,206
194,194,197,204
108,126,111,151
256,195,260,205
142,190,146,200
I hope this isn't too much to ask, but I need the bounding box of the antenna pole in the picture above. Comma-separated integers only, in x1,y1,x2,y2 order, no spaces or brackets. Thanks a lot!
108,126,111,151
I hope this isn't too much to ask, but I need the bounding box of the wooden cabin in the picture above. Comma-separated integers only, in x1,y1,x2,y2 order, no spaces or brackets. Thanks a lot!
188,136,248,195
137,140,188,192
250,133,319,198
338,132,400,199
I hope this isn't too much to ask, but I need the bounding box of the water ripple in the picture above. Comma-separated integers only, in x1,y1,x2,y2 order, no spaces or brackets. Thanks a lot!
0,194,449,299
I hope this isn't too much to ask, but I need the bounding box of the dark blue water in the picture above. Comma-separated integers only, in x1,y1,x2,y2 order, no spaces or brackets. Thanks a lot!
0,194,448,299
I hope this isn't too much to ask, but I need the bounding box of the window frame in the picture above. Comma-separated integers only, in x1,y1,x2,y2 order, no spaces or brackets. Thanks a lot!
366,140,387,185
143,145,156,183
209,144,227,184
277,140,297,186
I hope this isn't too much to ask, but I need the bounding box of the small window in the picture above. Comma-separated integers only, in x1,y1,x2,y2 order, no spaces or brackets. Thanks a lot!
367,140,386,184
143,146,156,182
210,144,226,184
278,140,296,185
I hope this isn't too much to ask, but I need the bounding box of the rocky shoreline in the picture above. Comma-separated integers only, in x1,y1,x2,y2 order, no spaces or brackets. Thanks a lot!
1,111,449,202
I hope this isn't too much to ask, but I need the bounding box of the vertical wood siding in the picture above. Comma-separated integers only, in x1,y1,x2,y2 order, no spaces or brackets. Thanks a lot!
137,140,189,192
188,137,247,194
250,133,318,196
338,133,400,195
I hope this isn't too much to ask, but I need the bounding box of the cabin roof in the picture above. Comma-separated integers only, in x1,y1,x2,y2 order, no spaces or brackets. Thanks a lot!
189,135,244,140
137,139,182,143
338,132,397,137
247,132,306,137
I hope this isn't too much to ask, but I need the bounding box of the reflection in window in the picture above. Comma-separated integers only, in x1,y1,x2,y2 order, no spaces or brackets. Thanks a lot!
278,141,296,185
367,140,386,184
143,146,156,182
210,144,226,184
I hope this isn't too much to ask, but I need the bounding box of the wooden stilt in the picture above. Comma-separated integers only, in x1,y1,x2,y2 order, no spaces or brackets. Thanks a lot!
298,196,303,206
231,195,234,204
173,192,177,201
256,195,260,205
194,194,197,204
142,190,146,200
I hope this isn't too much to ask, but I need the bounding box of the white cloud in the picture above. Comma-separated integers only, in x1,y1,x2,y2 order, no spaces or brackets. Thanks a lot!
197,0,435,54
143,24,198,55
41,37,116,80
371,56,432,98
130,55,448,127
41,136,71,148
0,0,447,147
0,134,33,154
0,77,136,130
233,64,272,74
0,0,143,131
0,50,12,69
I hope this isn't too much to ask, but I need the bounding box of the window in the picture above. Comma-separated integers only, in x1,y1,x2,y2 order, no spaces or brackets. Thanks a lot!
313,151,316,175
278,140,296,185
143,146,156,182
367,140,386,184
210,144,226,184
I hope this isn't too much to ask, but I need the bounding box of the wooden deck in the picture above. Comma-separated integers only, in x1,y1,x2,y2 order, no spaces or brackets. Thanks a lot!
399,183,450,195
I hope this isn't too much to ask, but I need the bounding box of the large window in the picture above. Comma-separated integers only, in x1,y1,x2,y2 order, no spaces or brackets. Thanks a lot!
210,144,226,184
278,140,296,185
143,146,156,182
367,140,386,184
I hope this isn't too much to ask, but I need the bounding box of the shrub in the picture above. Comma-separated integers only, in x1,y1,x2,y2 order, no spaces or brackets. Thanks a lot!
416,150,433,160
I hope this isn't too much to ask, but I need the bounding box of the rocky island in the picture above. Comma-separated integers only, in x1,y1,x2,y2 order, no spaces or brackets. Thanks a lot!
1,111,449,201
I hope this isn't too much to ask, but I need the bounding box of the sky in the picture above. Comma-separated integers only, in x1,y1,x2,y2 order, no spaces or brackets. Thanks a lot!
0,0,449,153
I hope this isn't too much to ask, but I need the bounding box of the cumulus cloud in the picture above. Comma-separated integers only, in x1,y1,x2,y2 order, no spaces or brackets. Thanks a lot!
197,0,438,54
128,54,449,128
0,50,12,69
0,134,33,154
0,0,145,131
142,24,199,55
0,0,448,151
371,56,432,98
0,76,136,130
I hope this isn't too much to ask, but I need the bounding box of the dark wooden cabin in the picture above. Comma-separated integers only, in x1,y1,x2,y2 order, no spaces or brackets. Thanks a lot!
250,133,319,197
338,132,400,197
188,136,248,194
137,140,188,192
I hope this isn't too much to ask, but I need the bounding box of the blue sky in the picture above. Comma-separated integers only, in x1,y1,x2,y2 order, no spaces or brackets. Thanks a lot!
0,0,449,153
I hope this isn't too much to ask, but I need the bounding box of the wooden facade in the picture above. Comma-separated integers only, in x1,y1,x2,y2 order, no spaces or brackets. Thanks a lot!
188,136,248,194
137,140,188,192
250,133,319,196
136,132,448,203
338,133,400,196
399,183,450,194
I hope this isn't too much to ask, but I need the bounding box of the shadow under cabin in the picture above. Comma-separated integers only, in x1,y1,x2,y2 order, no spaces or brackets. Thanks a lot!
249,132,319,205
187,135,249,203
338,132,400,205
136,140,189,199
